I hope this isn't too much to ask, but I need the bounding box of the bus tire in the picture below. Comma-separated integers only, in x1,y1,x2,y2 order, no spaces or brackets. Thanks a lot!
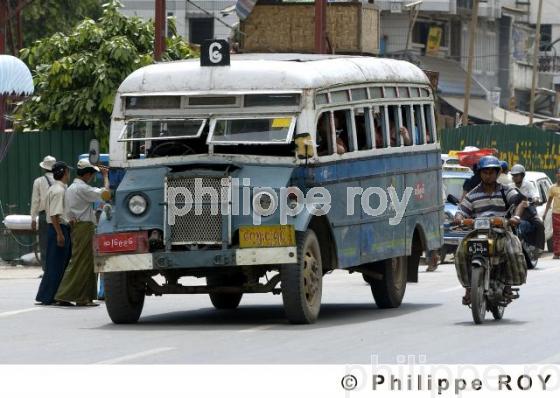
371,257,407,309
104,271,146,324
207,275,244,310
281,230,323,324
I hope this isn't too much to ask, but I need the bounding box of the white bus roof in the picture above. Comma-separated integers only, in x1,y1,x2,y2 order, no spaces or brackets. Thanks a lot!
117,54,430,94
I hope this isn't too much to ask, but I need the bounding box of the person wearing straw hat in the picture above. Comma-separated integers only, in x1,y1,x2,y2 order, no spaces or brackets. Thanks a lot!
55,159,110,306
30,155,56,271
35,161,72,305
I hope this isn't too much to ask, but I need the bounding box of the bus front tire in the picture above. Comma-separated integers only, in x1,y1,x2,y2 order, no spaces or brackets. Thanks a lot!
104,271,146,324
370,257,408,309
281,230,323,324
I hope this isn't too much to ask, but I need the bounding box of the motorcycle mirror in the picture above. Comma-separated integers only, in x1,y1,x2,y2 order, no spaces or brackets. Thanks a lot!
447,194,460,205
89,139,100,165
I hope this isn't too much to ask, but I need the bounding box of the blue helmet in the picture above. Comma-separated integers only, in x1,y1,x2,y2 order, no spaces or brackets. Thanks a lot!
478,156,501,171
500,160,509,170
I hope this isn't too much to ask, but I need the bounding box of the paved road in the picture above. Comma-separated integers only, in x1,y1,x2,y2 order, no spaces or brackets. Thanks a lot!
1,255,560,364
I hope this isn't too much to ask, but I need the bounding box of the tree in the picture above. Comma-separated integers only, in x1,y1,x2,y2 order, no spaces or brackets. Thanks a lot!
21,0,104,49
15,0,197,144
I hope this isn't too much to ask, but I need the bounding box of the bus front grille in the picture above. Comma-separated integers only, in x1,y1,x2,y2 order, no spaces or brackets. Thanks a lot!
165,176,230,245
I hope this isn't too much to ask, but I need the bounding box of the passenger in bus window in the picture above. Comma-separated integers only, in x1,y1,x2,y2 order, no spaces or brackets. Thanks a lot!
316,113,332,156
373,110,385,148
333,111,348,154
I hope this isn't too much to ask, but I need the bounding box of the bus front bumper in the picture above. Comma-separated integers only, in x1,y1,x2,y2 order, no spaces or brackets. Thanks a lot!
95,246,298,273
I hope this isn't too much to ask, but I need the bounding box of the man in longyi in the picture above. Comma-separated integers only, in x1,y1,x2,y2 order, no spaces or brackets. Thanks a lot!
55,159,110,307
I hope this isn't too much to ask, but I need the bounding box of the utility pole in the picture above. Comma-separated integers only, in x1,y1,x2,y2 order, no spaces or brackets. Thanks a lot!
314,0,327,54
462,0,479,126
529,0,544,126
154,0,166,61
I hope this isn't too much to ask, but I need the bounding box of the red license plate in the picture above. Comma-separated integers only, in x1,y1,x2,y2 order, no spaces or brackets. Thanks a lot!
97,233,139,254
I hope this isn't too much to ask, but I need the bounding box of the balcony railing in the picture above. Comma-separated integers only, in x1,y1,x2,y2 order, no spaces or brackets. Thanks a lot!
539,56,560,73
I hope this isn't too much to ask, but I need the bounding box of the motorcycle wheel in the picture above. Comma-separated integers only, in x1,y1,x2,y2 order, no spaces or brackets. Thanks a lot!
489,304,505,320
470,266,487,325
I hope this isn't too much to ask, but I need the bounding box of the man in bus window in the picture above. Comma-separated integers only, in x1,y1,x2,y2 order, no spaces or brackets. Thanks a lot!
333,111,348,154
316,113,331,156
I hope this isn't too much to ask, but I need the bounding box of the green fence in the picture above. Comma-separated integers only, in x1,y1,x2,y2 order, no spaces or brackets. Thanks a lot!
440,125,560,180
0,130,95,261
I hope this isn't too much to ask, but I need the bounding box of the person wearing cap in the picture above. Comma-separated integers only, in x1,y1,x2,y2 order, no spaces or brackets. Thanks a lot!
30,155,56,270
509,164,540,203
55,159,109,307
35,161,72,305
543,168,560,259
497,160,513,186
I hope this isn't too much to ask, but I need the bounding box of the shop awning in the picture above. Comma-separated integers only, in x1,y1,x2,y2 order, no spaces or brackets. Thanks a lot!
419,56,486,98
442,96,546,125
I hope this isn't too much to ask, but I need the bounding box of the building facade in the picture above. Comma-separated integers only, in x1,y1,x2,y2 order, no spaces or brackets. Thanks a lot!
119,0,238,44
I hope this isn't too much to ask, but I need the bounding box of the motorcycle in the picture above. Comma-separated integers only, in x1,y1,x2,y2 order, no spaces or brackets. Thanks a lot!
456,216,520,324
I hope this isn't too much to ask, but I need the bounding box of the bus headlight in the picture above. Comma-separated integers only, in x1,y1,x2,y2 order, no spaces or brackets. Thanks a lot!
128,194,147,215
253,190,277,217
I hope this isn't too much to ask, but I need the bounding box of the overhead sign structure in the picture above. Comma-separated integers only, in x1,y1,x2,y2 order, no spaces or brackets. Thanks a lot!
201,40,230,67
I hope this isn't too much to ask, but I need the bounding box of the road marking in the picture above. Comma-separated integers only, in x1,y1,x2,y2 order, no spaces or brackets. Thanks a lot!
94,347,175,364
239,324,275,333
439,285,463,293
0,307,43,318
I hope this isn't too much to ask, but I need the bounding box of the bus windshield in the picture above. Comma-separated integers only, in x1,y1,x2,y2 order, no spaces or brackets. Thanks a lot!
209,116,296,145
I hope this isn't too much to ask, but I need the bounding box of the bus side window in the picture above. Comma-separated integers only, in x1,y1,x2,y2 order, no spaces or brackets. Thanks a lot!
387,105,402,147
374,106,388,148
424,104,436,143
413,104,425,145
400,105,414,146
333,109,352,154
354,107,373,150
316,112,334,156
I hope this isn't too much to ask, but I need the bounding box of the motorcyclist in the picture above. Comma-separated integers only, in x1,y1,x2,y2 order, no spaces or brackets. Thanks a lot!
509,164,545,254
454,156,528,305
510,164,540,203
497,160,513,185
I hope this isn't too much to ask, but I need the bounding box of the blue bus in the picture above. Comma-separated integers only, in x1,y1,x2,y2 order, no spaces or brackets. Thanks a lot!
94,53,443,324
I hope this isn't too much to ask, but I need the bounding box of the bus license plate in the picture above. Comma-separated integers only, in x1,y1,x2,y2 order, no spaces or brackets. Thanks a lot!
467,240,489,256
239,225,296,249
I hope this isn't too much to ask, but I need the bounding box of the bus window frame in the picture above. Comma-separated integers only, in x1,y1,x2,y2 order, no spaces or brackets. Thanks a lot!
207,115,297,146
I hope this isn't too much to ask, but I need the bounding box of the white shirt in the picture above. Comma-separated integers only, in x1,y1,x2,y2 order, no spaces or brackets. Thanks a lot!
510,180,540,202
46,181,69,225
497,173,513,186
30,172,54,218
65,178,106,224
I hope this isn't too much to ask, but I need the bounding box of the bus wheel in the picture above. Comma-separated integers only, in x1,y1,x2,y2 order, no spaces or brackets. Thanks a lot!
207,275,244,310
104,271,146,324
281,230,323,324
370,257,408,309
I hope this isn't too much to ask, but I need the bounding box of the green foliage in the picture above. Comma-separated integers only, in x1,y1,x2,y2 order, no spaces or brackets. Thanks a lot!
12,0,104,51
16,0,198,144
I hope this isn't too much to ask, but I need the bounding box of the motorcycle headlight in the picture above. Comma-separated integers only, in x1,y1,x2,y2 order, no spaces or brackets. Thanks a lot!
128,194,148,215
474,218,490,230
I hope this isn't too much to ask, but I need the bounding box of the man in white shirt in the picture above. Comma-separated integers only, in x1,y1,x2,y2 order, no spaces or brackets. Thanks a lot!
30,155,56,270
497,160,513,186
510,164,540,203
35,161,72,305
55,159,109,307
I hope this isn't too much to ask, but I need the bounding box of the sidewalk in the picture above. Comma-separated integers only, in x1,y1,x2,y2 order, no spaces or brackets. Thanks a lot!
0,261,42,279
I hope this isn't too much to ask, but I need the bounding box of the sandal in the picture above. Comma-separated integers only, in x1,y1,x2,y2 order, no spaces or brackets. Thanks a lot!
76,302,99,307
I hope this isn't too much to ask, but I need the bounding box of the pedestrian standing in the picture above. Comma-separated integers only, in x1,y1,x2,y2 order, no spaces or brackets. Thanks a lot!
544,168,560,259
35,161,72,305
55,159,110,306
30,155,56,270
